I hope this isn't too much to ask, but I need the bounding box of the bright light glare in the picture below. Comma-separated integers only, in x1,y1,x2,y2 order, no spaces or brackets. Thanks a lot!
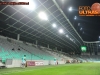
52,24,57,28
69,7,72,11
38,12,48,21
59,29,64,34
18,0,36,10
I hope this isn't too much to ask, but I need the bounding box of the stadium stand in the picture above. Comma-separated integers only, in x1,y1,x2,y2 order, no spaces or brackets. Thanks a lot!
2,34,100,68
0,35,70,68
0,38,51,61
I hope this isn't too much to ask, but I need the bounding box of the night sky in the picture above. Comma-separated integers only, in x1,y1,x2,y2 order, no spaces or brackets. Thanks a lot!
56,0,100,41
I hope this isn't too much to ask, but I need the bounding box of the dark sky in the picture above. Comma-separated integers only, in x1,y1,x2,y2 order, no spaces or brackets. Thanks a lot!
56,0,100,41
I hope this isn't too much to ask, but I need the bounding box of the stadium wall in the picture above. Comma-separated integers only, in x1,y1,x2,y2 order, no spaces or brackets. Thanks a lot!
6,59,22,68
6,59,66,68
0,62,4,66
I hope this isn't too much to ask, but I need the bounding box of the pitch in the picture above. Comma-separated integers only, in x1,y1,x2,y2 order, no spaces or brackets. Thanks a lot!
0,63,100,75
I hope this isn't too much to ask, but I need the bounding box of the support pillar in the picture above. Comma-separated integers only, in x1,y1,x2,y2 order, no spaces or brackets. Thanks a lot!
36,40,38,47
17,34,20,41
47,44,49,49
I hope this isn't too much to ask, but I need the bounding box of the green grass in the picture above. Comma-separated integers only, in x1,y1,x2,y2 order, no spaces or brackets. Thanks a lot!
1,63,100,75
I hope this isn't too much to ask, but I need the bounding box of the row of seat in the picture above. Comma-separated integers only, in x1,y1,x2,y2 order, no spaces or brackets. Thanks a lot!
0,38,55,63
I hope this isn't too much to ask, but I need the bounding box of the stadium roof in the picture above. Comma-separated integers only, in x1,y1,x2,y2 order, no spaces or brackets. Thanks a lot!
0,0,85,53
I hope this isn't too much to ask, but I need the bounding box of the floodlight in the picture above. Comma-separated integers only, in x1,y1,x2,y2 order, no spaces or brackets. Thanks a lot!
66,35,69,38
52,23,57,28
74,16,77,20
99,45,100,46
72,39,74,41
70,38,71,40
18,0,36,10
62,0,65,2
70,38,73,41
80,28,82,30
61,0,65,3
38,12,48,21
69,7,72,11
59,29,64,34
78,23,80,26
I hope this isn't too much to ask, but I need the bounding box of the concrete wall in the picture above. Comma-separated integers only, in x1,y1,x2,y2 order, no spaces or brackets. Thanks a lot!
6,59,66,68
0,62,4,66
6,59,22,68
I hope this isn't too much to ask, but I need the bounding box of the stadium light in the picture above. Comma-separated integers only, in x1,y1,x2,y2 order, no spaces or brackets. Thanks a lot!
70,38,73,41
59,29,64,34
78,23,80,26
72,39,74,41
83,31,84,34
52,23,57,28
80,28,82,30
66,35,69,38
74,16,77,20
38,12,48,21
61,0,66,4
69,38,74,41
70,38,71,40
69,7,72,11
18,0,36,10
